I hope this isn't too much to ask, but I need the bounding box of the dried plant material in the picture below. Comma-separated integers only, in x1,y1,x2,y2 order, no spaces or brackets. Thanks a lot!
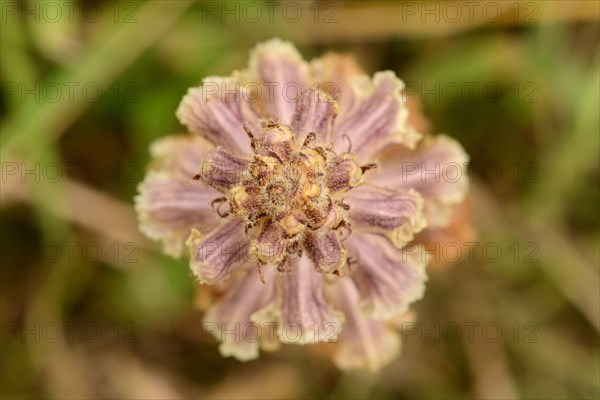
135,38,470,371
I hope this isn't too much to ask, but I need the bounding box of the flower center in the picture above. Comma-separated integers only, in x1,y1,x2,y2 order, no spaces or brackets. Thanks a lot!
233,122,363,231
206,121,376,276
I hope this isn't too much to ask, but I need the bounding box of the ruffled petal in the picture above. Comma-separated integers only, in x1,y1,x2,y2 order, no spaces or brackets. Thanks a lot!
248,38,309,124
331,71,420,159
199,147,248,191
373,135,469,205
204,267,275,361
346,185,426,248
187,218,249,284
254,255,343,344
291,89,338,144
325,153,365,193
256,123,295,160
310,53,363,117
147,134,212,179
134,135,220,257
304,231,346,273
329,279,401,372
347,233,428,319
176,76,259,156
250,220,287,265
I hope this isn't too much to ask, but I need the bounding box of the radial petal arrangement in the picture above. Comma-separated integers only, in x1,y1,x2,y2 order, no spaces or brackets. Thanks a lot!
135,38,470,371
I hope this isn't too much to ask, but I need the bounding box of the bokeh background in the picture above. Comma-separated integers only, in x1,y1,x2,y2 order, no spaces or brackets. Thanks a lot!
1,1,599,399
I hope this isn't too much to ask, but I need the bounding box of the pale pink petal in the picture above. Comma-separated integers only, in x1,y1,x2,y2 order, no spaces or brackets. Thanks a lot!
199,147,248,191
250,220,287,265
345,185,426,248
373,135,469,205
187,218,249,284
312,55,427,143
329,278,401,372
347,233,428,319
304,231,346,273
255,255,343,344
176,76,259,156
204,267,276,361
291,89,338,144
331,71,420,159
147,134,212,179
310,53,363,117
325,153,364,193
255,123,295,160
248,38,309,124
134,135,220,257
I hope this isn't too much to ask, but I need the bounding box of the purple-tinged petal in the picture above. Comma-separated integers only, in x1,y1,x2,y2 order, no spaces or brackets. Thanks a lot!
248,38,309,124
255,255,343,344
204,267,276,361
176,76,259,156
147,134,212,179
187,218,249,284
329,278,401,372
199,147,248,191
346,185,426,248
326,153,365,193
278,255,343,344
256,123,295,160
228,185,261,219
304,231,346,273
347,233,428,319
310,53,363,117
332,71,420,159
135,135,220,257
373,135,470,205
250,220,287,265
136,173,221,257
291,89,338,144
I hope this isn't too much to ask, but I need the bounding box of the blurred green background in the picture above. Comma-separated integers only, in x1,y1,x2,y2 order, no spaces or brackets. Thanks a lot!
1,1,599,398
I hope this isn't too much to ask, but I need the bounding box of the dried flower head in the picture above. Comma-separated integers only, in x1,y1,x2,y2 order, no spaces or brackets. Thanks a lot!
135,39,470,371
